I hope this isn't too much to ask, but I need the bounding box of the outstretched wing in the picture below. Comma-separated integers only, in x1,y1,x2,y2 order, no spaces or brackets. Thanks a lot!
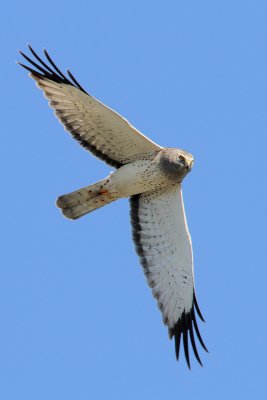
130,185,208,368
18,45,162,168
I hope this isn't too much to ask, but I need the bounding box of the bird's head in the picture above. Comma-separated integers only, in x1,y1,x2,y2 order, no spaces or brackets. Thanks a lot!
158,148,194,181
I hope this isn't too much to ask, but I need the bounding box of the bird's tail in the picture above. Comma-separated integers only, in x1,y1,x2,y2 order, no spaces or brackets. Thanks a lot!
56,178,119,220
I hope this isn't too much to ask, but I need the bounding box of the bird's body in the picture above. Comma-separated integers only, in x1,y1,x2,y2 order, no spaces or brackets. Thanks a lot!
18,46,207,368
58,148,193,219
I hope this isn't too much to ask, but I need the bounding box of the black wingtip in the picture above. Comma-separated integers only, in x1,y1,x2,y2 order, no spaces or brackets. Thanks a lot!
182,328,191,369
27,45,55,76
174,331,181,361
17,61,42,77
43,48,72,84
191,308,209,353
67,69,87,93
187,314,203,367
193,291,205,322
18,45,88,94
171,296,208,368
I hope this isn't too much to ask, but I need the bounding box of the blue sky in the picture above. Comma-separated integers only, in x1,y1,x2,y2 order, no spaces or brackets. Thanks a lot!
1,1,267,399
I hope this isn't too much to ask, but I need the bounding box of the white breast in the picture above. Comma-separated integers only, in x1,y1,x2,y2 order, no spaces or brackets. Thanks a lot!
110,159,165,197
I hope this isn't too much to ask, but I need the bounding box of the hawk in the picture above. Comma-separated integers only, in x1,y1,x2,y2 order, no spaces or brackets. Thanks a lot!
18,45,208,368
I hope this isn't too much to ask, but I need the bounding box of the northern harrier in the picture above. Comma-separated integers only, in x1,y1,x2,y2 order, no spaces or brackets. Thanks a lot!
18,46,208,368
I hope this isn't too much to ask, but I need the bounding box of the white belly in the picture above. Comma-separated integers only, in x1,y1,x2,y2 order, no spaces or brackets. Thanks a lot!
110,159,164,197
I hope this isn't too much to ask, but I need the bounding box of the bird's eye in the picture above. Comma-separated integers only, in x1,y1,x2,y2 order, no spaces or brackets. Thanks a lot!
178,155,185,163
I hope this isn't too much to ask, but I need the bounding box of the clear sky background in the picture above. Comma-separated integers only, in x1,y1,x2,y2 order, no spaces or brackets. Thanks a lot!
1,1,266,399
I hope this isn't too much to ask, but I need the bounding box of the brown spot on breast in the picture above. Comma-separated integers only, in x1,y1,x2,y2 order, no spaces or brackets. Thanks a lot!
99,189,110,195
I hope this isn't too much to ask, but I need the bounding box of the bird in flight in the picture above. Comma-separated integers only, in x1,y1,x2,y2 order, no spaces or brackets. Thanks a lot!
18,45,208,368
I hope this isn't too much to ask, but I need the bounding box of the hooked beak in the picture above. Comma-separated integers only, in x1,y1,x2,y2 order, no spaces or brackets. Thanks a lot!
186,160,194,171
